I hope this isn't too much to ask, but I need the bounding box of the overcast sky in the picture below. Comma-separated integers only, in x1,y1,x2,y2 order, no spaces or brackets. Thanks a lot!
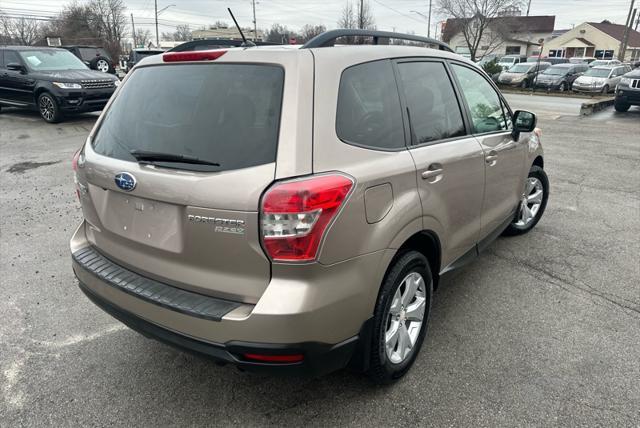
3,0,636,37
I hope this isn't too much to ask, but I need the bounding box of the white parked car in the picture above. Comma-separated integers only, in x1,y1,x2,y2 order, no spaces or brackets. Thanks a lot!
572,65,630,94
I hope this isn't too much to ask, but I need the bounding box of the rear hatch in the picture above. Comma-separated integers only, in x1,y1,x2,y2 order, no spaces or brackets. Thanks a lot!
77,58,287,303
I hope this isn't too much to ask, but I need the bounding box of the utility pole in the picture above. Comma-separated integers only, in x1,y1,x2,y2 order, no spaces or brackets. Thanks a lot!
619,0,636,61
251,0,257,41
130,13,137,48
427,0,432,38
154,0,159,48
526,0,532,16
359,0,364,29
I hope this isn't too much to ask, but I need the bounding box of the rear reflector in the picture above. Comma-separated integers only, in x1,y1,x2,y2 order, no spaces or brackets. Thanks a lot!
72,149,81,171
243,353,304,363
162,50,227,62
261,174,354,262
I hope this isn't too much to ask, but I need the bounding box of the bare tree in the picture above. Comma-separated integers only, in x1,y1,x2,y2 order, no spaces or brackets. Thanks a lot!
438,0,523,61
338,2,357,29
337,1,375,44
38,0,127,58
173,24,191,41
0,14,41,45
136,29,152,47
299,24,326,43
89,0,128,58
266,23,299,44
212,20,228,28
356,0,375,30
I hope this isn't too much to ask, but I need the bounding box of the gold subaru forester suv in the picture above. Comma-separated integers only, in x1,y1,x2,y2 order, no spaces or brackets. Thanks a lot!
70,30,548,383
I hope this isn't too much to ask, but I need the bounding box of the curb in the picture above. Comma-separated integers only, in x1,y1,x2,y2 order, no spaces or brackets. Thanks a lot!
580,97,615,116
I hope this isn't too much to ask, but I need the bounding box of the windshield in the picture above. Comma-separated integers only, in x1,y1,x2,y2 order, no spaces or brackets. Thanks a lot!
498,57,515,64
508,64,534,73
584,68,611,78
543,67,568,76
93,63,285,172
19,49,88,71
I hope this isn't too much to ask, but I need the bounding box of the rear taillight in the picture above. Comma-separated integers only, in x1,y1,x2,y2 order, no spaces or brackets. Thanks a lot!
261,174,354,262
162,50,227,62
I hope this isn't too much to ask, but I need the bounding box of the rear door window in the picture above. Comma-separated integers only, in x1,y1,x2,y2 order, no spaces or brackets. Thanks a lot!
396,61,466,145
336,60,405,150
93,64,285,172
4,50,21,67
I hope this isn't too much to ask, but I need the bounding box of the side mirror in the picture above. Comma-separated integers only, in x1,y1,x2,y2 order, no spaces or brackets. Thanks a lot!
512,110,536,139
6,63,26,73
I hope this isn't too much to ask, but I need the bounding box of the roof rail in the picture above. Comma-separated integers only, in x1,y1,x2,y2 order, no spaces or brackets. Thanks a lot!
301,29,453,52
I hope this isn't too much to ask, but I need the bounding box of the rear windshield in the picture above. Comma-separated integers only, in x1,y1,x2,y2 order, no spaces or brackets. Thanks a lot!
93,64,284,172
508,64,534,73
543,67,568,76
584,68,611,78
79,47,110,60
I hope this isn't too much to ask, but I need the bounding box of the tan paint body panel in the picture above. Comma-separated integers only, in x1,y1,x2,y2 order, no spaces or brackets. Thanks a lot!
364,183,393,224
72,222,390,344
408,137,485,268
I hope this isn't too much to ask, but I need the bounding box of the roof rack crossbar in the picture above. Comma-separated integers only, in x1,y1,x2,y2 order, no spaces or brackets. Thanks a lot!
301,29,453,52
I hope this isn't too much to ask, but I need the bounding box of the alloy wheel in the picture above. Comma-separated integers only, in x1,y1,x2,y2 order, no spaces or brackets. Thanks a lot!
39,96,55,121
97,59,109,73
515,177,544,227
385,272,426,364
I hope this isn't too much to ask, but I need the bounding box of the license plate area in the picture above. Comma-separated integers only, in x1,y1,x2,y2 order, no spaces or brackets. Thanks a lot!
101,191,184,253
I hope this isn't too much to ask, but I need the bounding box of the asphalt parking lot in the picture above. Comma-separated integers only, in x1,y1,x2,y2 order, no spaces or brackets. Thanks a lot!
1,98,639,426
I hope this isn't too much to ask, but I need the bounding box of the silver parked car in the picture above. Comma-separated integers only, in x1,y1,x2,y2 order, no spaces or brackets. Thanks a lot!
589,59,621,68
498,62,551,88
70,29,548,383
573,65,630,94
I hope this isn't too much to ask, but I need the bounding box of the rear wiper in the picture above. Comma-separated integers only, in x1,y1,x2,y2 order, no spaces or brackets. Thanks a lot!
130,150,220,167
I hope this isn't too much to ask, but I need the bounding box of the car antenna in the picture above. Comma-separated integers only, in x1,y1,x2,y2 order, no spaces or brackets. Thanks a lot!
227,8,256,48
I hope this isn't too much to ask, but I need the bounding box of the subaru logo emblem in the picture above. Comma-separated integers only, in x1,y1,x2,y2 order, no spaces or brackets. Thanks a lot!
114,172,136,192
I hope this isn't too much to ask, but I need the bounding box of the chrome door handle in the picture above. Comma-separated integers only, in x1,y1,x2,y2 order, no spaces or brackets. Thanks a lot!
421,168,443,179
485,150,498,165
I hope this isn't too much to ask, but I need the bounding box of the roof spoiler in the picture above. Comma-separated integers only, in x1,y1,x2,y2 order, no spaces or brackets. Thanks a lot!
301,29,453,52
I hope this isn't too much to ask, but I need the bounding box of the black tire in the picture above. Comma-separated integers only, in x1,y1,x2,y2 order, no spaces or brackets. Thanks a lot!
520,80,528,89
601,85,610,94
367,251,433,384
503,165,549,236
37,92,62,123
614,101,630,112
558,82,567,92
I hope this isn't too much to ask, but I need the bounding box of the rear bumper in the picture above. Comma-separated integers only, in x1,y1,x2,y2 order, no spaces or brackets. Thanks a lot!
70,221,387,375
78,279,361,376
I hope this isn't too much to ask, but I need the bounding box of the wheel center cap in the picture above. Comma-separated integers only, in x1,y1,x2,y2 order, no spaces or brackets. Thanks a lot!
399,309,406,322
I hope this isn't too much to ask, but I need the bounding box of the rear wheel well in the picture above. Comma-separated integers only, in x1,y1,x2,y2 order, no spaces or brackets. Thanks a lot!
533,156,543,169
395,232,441,289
